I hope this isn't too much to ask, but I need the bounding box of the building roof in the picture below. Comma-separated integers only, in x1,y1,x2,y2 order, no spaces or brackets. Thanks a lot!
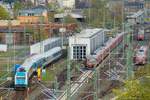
18,5,47,16
127,10,144,18
54,12,85,19
0,28,24,33
75,28,103,38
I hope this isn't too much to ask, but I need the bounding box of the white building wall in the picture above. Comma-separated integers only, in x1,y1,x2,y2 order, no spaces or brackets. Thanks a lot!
69,36,90,60
90,30,105,53
0,44,7,52
62,0,75,8
0,20,20,26
69,29,105,60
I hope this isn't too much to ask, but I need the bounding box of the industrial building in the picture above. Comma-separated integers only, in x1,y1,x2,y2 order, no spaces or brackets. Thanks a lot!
17,5,48,24
69,28,105,60
124,0,144,13
126,10,144,25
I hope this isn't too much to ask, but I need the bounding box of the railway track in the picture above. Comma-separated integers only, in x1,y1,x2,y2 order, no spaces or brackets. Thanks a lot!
14,51,68,100
0,80,14,99
58,70,92,100
58,34,128,100
133,27,150,70
102,25,150,99
76,44,126,100
58,46,124,100
12,90,27,100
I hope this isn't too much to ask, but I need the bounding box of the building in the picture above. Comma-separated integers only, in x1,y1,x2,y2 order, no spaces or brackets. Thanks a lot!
63,0,75,8
57,0,75,8
75,0,91,9
69,28,105,60
124,0,144,14
0,22,77,45
145,0,150,9
144,0,150,24
0,29,32,45
54,12,85,22
17,5,48,24
0,20,20,26
30,0,57,5
126,10,144,25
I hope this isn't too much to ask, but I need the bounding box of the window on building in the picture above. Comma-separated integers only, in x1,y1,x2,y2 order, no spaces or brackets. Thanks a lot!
19,13,21,16
28,13,34,16
73,45,86,60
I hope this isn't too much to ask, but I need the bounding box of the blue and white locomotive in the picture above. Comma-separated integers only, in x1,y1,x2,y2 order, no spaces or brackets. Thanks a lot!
14,47,62,88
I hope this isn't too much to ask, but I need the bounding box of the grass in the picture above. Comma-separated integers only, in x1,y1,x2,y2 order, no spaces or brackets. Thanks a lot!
42,69,55,81
0,71,8,77
0,71,12,83
0,46,29,57
0,50,19,57
134,64,150,79
0,48,26,82
41,58,68,82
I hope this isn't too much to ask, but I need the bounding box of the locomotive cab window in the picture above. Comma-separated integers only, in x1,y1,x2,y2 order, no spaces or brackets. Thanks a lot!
16,76,25,80
139,49,144,52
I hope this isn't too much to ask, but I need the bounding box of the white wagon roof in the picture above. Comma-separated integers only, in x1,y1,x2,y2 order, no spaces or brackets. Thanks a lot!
21,54,43,71
43,47,61,58
21,47,62,71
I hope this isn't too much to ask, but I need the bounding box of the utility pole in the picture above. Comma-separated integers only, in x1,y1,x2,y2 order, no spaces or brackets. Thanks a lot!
67,46,71,100
54,76,58,93
122,0,125,59
39,16,44,53
125,23,133,79
93,69,98,100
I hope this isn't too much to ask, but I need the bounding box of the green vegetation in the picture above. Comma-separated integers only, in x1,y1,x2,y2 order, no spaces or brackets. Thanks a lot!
42,69,55,81
113,78,150,100
83,0,123,29
64,15,79,24
47,3,57,10
13,1,24,17
0,5,10,19
113,65,150,99
14,1,23,10
0,50,18,57
0,71,8,78
134,65,150,79
42,57,67,82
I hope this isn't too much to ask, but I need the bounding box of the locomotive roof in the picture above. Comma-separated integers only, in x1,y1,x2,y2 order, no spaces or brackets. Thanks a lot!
42,47,61,58
139,46,147,51
21,54,43,71
127,10,144,18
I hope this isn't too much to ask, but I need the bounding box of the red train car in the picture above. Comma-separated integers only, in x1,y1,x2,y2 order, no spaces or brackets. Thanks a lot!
85,32,126,68
134,46,148,65
137,30,144,41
